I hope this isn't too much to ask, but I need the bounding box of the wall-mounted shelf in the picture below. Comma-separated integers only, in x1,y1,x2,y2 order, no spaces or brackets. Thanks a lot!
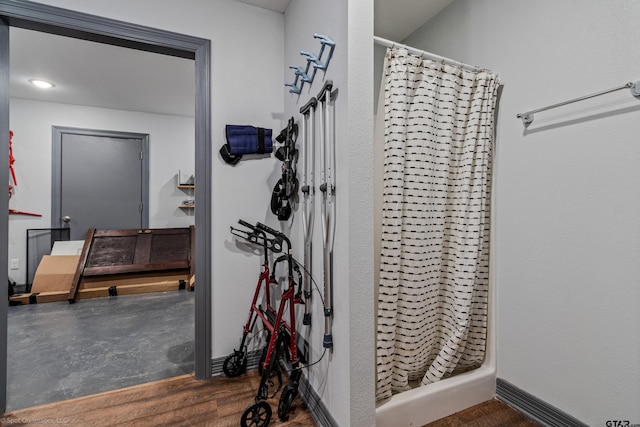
177,173,194,209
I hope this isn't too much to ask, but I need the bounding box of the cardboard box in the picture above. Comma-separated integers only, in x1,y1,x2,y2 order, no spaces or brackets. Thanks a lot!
35,291,70,303
50,240,84,256
77,280,183,300
79,271,189,289
9,291,69,305
31,255,80,293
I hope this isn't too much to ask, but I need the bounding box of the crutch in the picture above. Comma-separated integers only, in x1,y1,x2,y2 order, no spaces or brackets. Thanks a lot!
299,96,317,326
317,80,336,349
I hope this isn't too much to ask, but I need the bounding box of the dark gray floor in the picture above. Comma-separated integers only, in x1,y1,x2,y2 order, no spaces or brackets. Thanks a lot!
7,290,195,411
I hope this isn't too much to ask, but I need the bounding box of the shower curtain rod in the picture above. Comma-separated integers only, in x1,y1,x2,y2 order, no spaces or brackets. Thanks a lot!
516,80,640,125
373,35,483,73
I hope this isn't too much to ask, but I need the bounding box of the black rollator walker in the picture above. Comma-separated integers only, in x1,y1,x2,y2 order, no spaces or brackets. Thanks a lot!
225,219,305,426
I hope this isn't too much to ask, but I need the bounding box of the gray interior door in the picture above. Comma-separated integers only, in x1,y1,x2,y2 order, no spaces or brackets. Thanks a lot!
52,127,149,240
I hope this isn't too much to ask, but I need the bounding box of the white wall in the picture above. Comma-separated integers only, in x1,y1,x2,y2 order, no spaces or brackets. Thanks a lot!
30,0,285,362
403,1,640,425
283,2,348,424
8,98,194,285
283,0,374,426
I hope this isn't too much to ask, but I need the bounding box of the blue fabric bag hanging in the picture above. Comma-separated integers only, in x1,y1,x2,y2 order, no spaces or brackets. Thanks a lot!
225,125,273,155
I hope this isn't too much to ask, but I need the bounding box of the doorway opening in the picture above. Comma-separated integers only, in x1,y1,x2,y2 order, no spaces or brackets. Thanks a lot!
0,0,212,412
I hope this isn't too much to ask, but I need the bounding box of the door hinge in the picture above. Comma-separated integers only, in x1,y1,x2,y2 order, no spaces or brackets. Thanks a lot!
140,151,144,160
139,203,144,213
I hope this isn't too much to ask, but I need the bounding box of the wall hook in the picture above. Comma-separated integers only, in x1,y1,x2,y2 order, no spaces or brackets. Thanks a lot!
290,65,313,83
285,33,337,94
313,34,335,71
285,81,302,94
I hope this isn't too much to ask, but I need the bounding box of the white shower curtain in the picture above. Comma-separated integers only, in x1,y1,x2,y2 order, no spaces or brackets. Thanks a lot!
376,47,500,400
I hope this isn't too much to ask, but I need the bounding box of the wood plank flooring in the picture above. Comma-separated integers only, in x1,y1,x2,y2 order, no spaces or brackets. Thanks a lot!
1,370,315,426
424,399,541,427
1,371,540,427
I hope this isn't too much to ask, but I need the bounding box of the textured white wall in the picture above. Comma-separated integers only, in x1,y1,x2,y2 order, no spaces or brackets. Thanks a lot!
8,98,194,284
403,0,640,425
283,1,348,424
283,0,374,425
345,2,375,426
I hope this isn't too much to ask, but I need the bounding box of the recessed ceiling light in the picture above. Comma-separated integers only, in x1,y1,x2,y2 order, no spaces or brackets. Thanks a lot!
29,79,55,89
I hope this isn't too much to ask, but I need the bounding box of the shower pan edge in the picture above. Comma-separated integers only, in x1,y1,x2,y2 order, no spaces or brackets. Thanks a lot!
375,362,496,426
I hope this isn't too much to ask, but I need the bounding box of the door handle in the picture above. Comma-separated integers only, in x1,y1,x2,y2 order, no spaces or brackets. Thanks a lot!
63,215,71,223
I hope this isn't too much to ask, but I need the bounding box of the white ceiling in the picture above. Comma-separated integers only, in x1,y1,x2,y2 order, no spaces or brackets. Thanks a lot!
232,0,455,41
234,0,290,14
9,27,195,117
8,0,454,116
375,0,455,41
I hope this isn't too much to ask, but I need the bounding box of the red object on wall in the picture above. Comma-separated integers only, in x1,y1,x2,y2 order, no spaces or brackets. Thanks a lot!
9,209,42,217
9,129,16,198
8,130,42,217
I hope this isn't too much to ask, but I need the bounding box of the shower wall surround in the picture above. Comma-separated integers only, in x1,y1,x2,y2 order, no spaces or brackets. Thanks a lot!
403,0,640,425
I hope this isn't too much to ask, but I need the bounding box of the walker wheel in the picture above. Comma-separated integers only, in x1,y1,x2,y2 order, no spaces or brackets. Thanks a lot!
222,351,247,377
277,384,298,421
240,401,271,427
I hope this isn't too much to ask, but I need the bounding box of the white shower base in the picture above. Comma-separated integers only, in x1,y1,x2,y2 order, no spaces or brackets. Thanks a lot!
375,363,496,426
376,274,496,426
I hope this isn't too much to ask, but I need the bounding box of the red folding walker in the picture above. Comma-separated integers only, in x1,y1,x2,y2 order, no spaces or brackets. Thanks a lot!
225,219,304,426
